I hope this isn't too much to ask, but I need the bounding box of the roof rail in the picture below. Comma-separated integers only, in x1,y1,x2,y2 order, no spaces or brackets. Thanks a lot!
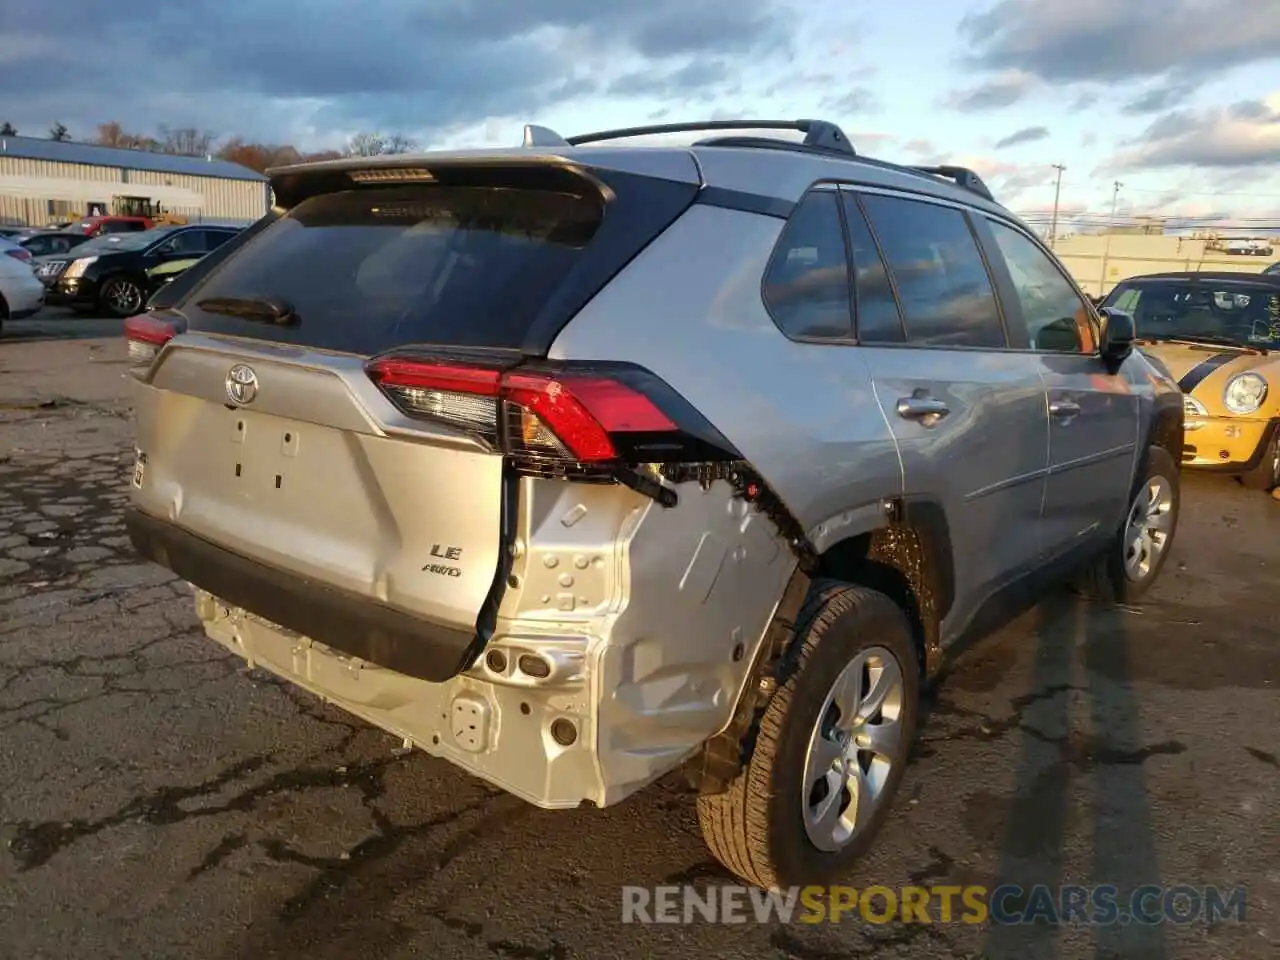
563,119,856,156
910,165,995,203
514,121,997,203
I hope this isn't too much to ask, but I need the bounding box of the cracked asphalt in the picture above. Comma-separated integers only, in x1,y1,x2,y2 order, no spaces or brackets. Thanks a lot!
1,324,1278,960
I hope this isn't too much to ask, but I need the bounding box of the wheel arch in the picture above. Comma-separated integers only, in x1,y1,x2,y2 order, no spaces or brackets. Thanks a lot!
813,497,955,679
1139,394,1186,488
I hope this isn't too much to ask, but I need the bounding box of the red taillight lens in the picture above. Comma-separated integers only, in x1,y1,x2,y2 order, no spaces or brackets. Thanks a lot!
366,357,688,467
123,313,179,369
4,248,32,262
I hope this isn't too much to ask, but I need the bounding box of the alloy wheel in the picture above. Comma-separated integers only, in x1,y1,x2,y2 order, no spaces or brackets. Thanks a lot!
1123,475,1175,582
801,645,905,852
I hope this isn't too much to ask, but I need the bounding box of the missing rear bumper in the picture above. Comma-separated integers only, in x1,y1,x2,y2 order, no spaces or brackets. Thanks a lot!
124,507,480,682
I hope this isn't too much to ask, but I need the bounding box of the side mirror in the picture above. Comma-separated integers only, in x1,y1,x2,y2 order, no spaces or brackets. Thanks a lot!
1098,306,1135,371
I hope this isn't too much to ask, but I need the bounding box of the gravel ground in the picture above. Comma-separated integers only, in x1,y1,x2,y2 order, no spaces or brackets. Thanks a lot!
1,324,1277,960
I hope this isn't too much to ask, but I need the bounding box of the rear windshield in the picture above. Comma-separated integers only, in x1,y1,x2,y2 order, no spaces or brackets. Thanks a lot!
181,185,604,354
1109,280,1280,348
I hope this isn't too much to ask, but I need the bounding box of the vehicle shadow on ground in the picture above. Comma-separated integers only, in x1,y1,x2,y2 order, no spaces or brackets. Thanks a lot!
974,594,1170,959
211,590,1173,960
0,310,121,344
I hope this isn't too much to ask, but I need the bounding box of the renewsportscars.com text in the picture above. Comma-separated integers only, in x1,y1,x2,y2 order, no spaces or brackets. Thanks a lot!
621,883,1247,926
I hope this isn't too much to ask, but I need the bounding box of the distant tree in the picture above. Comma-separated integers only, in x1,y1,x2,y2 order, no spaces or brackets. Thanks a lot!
345,131,417,157
49,122,70,141
0,122,16,136
216,137,344,174
158,124,217,157
93,121,160,152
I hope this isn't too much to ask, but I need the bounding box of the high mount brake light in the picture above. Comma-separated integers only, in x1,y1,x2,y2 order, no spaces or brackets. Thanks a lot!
365,356,720,471
123,313,179,369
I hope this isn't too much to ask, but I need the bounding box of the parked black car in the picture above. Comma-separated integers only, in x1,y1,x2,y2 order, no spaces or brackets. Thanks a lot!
35,224,241,317
19,231,92,258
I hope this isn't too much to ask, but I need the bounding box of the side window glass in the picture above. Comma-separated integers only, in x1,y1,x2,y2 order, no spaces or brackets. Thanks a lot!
206,230,234,250
762,190,852,340
988,219,1094,353
859,194,1005,348
841,194,904,342
167,231,206,254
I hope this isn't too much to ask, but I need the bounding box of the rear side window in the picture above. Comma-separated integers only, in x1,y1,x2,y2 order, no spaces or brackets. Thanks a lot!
761,191,852,340
859,194,1005,348
841,195,904,342
182,185,605,354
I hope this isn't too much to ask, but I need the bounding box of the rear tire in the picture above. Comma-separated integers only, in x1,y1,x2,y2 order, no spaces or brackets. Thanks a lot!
0,294,7,336
1074,445,1180,604
1238,432,1280,491
696,580,919,890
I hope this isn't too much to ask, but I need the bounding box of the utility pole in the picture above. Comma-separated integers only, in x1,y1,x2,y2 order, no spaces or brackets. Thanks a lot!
1048,163,1066,247
1098,180,1123,296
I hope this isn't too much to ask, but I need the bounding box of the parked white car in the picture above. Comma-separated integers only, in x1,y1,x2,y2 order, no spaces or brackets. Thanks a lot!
0,236,46,334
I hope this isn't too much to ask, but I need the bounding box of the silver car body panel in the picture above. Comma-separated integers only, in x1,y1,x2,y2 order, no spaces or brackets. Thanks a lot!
127,135,1178,810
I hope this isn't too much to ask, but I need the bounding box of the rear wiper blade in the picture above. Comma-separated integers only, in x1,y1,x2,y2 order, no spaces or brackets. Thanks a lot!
194,295,298,325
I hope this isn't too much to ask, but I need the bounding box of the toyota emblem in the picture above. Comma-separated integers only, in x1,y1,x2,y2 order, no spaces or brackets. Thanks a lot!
225,364,259,405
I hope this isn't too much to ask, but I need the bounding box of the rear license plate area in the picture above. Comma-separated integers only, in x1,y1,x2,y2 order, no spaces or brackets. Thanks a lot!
229,411,302,493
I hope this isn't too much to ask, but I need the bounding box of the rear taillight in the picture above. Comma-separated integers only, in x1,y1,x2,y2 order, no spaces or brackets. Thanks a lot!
4,248,31,262
123,313,179,371
366,355,738,478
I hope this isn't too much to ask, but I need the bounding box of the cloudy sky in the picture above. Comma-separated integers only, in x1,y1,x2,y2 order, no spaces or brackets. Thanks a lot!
2,0,1279,231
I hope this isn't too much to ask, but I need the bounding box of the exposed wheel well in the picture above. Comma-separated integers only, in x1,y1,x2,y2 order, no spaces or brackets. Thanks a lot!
814,518,949,677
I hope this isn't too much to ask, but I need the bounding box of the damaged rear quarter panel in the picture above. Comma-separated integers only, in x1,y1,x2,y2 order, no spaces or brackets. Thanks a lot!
495,475,797,804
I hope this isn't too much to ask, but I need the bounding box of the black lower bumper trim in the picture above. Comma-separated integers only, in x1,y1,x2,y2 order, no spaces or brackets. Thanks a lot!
124,508,478,683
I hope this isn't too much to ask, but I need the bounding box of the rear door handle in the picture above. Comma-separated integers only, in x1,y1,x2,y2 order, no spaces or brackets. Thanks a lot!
896,395,950,425
1049,399,1081,420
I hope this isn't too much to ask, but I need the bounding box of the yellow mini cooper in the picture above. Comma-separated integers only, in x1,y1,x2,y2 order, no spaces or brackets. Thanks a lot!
1101,270,1280,491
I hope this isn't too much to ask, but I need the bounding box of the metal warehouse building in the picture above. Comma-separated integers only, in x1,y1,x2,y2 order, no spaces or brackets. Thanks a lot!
0,135,268,227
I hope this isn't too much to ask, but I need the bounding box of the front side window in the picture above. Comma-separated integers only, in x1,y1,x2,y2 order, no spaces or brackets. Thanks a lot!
987,219,1095,353
859,194,1005,348
161,230,207,255
1107,280,1280,348
762,190,853,340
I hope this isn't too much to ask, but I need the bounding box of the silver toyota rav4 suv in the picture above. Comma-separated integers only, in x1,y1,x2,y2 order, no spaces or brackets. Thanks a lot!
124,119,1184,890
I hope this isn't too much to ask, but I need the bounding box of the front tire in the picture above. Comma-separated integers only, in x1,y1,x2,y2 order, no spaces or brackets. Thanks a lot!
1238,431,1280,491
99,276,146,319
1075,445,1180,603
696,580,919,890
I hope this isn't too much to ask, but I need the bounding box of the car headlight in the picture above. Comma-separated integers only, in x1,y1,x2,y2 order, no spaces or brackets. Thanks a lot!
62,256,97,279
1223,372,1268,415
